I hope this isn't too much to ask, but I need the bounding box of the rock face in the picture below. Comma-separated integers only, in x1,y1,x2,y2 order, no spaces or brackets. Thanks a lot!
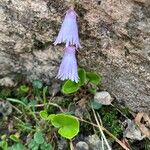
0,0,150,112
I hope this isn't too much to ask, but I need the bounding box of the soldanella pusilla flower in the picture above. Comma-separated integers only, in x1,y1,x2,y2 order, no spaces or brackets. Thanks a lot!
56,46,79,83
54,8,81,48
54,7,80,83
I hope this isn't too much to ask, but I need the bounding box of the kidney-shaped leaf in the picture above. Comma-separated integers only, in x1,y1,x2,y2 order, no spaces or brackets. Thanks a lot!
86,72,102,85
50,114,79,139
78,68,86,86
62,80,80,94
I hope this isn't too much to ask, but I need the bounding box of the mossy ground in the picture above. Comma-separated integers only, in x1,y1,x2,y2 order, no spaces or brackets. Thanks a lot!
0,81,149,150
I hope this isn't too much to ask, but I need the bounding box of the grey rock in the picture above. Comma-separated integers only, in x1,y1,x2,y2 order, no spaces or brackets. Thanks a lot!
123,119,145,140
0,101,12,117
49,81,61,96
0,77,15,87
85,134,112,150
0,0,150,112
57,138,68,150
76,141,89,150
85,134,101,150
94,91,112,105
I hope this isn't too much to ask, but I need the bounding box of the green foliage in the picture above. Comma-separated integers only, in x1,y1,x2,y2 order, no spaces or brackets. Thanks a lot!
19,85,29,93
7,143,25,150
86,72,102,85
88,87,97,94
0,89,12,99
100,107,123,137
62,68,102,94
6,98,27,107
14,84,29,98
62,80,80,94
40,110,49,120
28,131,53,150
40,112,80,140
34,132,44,144
144,139,150,150
0,141,8,150
9,134,20,142
32,80,43,89
17,122,33,132
78,68,86,85
49,114,80,139
89,100,102,110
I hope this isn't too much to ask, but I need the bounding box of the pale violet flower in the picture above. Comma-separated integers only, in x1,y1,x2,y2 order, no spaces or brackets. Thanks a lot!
54,8,81,48
56,46,79,82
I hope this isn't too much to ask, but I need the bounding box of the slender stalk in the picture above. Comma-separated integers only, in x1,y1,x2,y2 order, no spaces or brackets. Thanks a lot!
78,118,130,150
92,108,112,150
70,140,74,150
43,86,48,111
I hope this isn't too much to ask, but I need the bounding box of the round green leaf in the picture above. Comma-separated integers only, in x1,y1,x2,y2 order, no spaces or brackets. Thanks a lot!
40,143,53,150
10,134,20,142
20,85,29,93
51,114,80,139
90,100,102,110
0,141,8,150
28,139,37,149
34,132,44,144
78,68,86,86
40,110,48,120
62,80,80,94
8,143,26,150
86,72,102,85
89,87,97,94
32,80,43,89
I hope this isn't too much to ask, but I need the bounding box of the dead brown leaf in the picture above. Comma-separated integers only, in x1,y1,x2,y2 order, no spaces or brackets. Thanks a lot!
143,113,150,127
135,112,150,138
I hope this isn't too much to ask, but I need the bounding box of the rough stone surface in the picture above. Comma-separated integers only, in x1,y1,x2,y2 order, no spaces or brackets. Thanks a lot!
85,134,112,150
94,91,112,105
76,141,89,150
85,134,102,150
0,0,150,112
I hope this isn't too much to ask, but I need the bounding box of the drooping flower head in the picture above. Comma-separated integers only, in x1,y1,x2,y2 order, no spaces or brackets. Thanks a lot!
56,46,79,82
54,8,81,49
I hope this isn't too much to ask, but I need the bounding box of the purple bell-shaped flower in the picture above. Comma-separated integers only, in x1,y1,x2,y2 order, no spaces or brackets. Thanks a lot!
54,8,81,49
56,46,79,82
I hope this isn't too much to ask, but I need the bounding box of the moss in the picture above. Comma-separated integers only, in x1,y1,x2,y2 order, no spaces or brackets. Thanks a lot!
144,139,150,150
99,106,123,138
0,88,12,99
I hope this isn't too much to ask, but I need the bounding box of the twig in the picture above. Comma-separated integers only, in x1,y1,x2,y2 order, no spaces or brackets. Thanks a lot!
78,117,130,150
92,108,112,150
111,104,129,119
10,104,22,114
34,102,64,112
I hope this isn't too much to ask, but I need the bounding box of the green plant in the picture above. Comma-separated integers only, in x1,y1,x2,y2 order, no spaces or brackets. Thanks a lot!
0,88,12,99
0,134,26,150
40,112,80,140
62,68,102,94
100,107,123,138
0,141,8,150
14,84,29,98
32,80,43,89
89,99,102,110
7,143,25,150
28,131,53,150
144,139,150,150
32,80,43,100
